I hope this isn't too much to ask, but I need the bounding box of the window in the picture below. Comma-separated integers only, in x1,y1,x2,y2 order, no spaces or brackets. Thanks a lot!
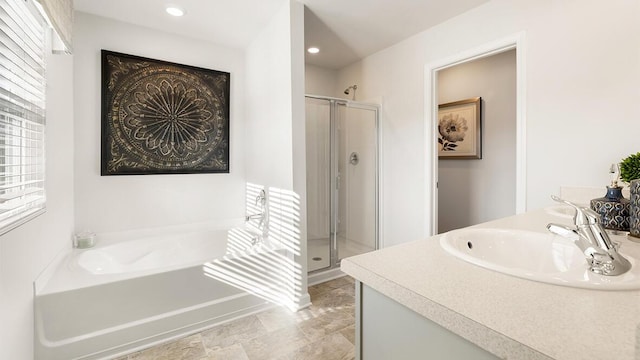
0,0,47,234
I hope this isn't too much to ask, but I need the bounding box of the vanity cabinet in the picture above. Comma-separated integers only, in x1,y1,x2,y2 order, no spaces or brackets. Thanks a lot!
357,282,499,360
344,209,640,360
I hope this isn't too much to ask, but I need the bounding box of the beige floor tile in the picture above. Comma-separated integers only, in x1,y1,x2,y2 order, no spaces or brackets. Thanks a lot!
298,308,355,342
120,277,356,360
241,325,309,360
201,315,267,350
312,286,355,312
308,276,353,299
307,285,326,299
289,332,355,360
325,276,354,289
340,324,356,345
340,325,356,345
129,334,206,360
202,343,249,360
255,306,299,332
340,282,355,297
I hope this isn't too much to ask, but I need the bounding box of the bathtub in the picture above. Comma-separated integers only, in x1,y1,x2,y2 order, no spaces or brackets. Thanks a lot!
35,222,292,360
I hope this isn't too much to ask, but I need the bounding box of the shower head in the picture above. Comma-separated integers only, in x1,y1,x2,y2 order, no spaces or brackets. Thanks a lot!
343,85,358,95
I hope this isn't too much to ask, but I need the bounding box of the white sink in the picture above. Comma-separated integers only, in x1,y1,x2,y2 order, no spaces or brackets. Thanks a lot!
440,228,640,290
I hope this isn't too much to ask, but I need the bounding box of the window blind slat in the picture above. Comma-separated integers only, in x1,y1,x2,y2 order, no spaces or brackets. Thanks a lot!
0,103,45,125
0,0,46,235
0,2,45,58
0,28,43,77
0,17,43,70
0,67,45,100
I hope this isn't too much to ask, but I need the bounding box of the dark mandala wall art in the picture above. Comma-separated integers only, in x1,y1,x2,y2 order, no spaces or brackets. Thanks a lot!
101,50,230,175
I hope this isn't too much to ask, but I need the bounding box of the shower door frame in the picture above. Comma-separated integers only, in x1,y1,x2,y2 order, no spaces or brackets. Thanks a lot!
305,95,381,274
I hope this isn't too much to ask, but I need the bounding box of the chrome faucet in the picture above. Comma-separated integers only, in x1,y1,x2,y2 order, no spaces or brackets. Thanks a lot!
245,189,267,231
546,195,631,276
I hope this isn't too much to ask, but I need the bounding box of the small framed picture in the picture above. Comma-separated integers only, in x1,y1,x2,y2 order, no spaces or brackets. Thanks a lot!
437,97,482,159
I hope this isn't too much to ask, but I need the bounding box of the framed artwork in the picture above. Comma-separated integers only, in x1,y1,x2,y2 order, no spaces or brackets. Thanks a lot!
101,50,230,175
437,97,482,159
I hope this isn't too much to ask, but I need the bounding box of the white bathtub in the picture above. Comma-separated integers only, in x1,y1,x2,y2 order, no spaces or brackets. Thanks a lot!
35,222,290,360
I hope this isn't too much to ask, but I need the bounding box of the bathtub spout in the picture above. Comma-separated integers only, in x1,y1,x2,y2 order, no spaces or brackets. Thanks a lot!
245,189,268,236
245,213,263,222
245,212,266,235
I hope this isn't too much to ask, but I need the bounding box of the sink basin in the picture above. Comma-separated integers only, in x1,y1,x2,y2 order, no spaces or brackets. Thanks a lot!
440,228,640,290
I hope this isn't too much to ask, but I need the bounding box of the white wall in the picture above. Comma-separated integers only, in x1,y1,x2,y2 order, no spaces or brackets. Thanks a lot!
0,53,75,359
245,3,295,189
305,64,338,97
245,0,310,307
73,13,247,233
337,0,640,245
438,50,516,233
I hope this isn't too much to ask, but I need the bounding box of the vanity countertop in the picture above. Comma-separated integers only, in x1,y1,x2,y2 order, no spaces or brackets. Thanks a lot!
341,209,640,360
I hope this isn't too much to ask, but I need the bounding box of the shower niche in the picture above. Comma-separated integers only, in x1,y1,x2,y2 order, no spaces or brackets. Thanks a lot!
305,95,380,272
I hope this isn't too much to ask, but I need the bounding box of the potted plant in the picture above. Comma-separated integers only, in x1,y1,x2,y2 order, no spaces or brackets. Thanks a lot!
620,152,640,238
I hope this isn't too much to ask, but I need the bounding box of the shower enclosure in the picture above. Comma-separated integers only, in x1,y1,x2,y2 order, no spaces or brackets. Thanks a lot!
305,95,379,273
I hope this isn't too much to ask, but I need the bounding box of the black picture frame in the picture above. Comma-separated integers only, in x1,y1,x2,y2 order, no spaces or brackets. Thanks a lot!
101,50,230,175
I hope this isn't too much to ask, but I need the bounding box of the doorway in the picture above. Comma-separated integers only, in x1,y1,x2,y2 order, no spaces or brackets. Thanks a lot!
425,33,527,236
437,50,517,233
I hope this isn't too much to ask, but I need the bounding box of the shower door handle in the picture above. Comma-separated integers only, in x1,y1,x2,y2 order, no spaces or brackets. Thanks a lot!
349,152,359,165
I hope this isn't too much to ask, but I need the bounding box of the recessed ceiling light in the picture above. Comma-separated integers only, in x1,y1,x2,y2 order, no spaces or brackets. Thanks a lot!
307,47,320,54
166,6,185,17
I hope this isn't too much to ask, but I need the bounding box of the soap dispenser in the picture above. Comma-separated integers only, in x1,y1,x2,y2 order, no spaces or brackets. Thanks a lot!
590,163,630,231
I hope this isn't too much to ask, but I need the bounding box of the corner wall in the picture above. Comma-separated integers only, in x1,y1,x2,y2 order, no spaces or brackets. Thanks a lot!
245,0,309,308
73,13,247,233
0,53,75,360
337,0,640,244
245,2,295,189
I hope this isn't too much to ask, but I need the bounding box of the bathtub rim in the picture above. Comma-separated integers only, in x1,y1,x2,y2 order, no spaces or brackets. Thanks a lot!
35,218,248,295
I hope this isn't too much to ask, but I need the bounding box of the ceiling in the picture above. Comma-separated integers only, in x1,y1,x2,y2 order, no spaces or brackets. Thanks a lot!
74,0,489,70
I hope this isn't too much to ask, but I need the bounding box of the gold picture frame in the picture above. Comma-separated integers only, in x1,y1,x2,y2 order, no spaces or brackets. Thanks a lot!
437,97,482,159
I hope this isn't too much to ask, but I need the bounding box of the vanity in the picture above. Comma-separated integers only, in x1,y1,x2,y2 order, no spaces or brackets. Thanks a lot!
341,208,640,360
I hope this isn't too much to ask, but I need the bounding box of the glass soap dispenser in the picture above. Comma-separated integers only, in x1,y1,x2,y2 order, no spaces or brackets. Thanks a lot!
590,163,630,231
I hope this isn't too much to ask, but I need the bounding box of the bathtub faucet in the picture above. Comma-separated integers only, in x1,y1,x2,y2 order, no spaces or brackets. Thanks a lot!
245,189,267,233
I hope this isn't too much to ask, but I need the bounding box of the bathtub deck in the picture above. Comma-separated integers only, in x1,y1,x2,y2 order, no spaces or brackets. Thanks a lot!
116,276,356,360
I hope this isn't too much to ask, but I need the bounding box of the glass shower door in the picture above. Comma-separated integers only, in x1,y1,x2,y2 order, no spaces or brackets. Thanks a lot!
335,104,378,261
305,97,332,272
305,96,379,273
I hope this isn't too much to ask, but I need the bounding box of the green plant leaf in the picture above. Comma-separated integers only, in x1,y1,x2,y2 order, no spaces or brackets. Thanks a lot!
620,152,640,182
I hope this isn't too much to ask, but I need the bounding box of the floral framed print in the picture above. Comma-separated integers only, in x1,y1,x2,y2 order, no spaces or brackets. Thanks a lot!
437,97,482,159
101,50,230,175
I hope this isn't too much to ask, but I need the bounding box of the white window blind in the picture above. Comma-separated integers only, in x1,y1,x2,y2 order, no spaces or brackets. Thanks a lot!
0,0,46,234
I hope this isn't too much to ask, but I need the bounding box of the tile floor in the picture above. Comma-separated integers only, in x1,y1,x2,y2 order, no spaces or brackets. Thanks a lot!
116,276,356,360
